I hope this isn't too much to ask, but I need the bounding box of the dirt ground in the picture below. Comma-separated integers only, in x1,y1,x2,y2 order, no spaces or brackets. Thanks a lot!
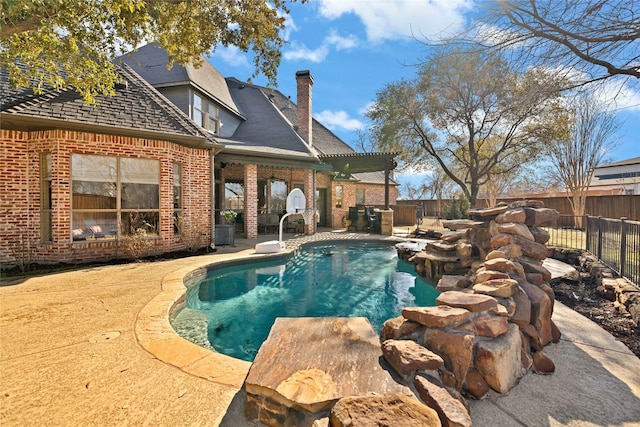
550,275,640,358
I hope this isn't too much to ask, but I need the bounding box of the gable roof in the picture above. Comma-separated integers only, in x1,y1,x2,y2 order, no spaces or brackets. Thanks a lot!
1,63,214,148
120,43,242,119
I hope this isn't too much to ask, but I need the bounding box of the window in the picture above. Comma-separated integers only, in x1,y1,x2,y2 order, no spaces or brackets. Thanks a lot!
335,185,343,208
173,163,182,235
71,154,159,241
40,153,52,242
207,103,220,134
192,92,221,134
356,188,365,206
193,94,203,128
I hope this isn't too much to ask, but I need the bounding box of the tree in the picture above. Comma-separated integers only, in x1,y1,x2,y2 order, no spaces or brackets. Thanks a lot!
1,0,302,103
367,45,565,207
545,92,621,227
472,0,640,88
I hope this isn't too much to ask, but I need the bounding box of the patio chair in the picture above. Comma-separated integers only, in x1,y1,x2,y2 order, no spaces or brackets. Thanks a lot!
365,207,380,233
347,207,359,232
258,213,279,234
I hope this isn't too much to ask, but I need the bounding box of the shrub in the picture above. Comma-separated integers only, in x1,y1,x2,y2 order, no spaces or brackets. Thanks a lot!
177,212,209,253
443,195,470,220
121,211,154,261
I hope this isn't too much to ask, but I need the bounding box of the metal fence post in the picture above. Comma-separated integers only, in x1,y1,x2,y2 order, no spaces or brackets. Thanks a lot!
620,217,627,278
597,216,603,259
586,215,591,252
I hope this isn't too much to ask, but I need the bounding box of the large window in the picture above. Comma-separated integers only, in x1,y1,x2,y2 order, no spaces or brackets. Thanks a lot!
71,154,159,241
40,153,52,242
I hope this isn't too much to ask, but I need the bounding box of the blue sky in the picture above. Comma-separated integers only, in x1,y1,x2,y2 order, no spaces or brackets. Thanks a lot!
208,0,639,180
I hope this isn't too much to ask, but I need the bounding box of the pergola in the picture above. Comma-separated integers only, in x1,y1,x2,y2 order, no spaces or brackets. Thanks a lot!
318,152,398,209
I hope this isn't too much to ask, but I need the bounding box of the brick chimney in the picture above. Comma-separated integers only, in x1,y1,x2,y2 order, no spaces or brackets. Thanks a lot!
296,70,314,146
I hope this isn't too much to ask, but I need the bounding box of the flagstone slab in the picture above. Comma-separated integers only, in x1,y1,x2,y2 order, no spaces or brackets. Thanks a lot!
244,317,409,420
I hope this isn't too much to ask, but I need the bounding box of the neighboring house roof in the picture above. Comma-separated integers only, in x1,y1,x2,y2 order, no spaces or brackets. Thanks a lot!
120,42,242,119
596,157,640,169
1,63,214,148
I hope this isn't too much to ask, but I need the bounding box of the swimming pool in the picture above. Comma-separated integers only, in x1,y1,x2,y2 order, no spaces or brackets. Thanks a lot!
174,241,440,361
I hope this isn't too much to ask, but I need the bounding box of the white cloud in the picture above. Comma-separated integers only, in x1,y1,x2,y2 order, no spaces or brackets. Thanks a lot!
317,0,472,42
284,29,359,62
314,109,364,131
599,81,640,113
474,23,528,49
281,11,299,41
209,45,249,67
284,43,330,63
325,29,358,50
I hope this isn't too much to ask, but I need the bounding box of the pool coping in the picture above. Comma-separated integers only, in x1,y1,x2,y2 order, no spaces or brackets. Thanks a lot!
134,233,405,388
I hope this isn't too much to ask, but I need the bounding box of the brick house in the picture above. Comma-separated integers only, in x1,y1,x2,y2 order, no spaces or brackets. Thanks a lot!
1,46,396,266
122,44,398,237
1,64,218,265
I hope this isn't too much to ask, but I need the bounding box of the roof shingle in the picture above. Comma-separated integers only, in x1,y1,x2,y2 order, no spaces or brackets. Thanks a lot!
1,63,211,144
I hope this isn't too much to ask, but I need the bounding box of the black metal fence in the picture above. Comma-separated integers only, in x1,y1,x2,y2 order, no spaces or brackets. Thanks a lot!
419,214,639,286
544,215,587,250
586,216,640,287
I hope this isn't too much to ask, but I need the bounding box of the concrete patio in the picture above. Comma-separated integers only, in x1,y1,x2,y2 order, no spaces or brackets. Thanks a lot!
1,231,639,426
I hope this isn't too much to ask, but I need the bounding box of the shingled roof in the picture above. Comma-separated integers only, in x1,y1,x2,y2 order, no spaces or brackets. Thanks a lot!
120,42,242,119
1,63,213,147
262,81,394,185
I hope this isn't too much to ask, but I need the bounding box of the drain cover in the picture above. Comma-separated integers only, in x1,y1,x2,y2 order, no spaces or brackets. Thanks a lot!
88,331,121,343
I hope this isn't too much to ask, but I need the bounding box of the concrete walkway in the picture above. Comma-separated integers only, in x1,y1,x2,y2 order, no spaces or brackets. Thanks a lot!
1,232,639,426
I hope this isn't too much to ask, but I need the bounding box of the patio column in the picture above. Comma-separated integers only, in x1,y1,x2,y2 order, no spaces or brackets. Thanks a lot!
244,164,258,239
304,169,315,235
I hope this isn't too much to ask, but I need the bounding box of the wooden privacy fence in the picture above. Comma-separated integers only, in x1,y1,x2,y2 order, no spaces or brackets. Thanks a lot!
398,195,639,221
368,204,418,226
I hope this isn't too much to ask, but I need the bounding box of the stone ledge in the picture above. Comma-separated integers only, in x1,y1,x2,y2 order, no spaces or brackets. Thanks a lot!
135,255,254,389
244,317,410,425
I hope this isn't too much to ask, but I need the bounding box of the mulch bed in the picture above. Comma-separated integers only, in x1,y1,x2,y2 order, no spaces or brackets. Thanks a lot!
550,275,640,358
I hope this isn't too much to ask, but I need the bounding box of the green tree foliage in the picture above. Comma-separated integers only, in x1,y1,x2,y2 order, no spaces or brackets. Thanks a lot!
367,45,565,207
1,0,302,103
442,194,470,220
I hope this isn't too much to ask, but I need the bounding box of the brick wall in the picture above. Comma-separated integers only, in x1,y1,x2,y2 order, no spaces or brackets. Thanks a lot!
1,129,211,266
244,164,258,238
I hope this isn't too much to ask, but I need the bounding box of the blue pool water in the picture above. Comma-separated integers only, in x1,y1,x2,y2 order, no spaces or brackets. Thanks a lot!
181,242,439,361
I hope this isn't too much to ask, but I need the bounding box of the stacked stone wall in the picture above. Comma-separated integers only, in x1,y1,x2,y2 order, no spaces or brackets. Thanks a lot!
384,200,561,425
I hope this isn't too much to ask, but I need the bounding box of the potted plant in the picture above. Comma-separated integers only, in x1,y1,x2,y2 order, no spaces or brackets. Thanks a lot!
221,210,237,224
